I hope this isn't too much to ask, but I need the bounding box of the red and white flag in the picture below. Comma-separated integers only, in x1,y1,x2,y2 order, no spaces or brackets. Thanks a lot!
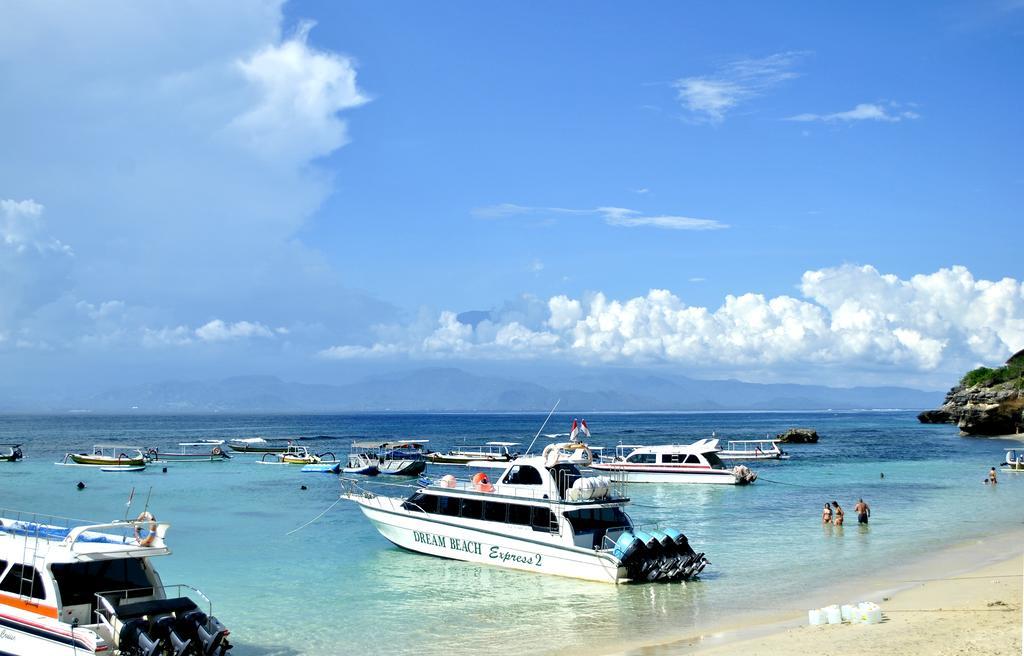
569,418,579,441
580,419,591,438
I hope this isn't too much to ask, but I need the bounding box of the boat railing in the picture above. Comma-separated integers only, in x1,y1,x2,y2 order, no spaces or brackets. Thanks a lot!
0,508,170,553
94,583,214,635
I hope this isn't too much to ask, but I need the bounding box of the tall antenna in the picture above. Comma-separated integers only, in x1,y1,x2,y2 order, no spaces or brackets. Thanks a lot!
525,399,560,455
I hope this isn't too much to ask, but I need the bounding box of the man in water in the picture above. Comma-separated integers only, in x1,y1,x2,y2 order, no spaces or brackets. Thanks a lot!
989,467,998,484
854,498,870,524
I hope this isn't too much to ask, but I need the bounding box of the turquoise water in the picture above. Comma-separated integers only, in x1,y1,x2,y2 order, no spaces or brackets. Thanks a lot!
1,412,1021,655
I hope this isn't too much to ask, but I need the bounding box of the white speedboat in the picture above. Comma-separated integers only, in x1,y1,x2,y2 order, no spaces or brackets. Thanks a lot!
342,443,709,583
1002,449,1024,472
426,441,519,465
590,439,757,484
717,439,788,461
0,508,232,655
147,441,231,463
349,440,427,476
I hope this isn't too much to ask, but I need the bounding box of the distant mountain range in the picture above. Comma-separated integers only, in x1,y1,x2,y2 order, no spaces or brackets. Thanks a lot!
0,367,943,413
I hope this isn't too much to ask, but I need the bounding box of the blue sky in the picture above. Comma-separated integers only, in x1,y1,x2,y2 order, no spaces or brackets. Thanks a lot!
0,1,1022,392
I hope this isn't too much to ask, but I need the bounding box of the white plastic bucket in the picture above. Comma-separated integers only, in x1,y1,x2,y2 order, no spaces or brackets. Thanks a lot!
858,602,882,624
841,604,858,622
808,608,826,625
824,605,842,624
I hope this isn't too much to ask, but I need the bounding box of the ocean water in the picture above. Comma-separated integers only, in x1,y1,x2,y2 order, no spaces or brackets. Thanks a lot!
1,412,1021,655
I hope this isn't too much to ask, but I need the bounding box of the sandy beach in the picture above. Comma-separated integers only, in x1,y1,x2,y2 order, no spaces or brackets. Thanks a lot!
617,529,1023,656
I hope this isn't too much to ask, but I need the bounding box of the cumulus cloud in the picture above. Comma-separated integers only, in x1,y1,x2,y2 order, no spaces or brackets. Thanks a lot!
0,2,395,367
787,102,920,123
473,204,728,231
318,265,1024,380
0,199,74,327
231,20,369,164
195,319,275,342
673,52,805,123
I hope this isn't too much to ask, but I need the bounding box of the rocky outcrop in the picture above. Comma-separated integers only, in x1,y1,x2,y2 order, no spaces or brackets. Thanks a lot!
918,382,1024,436
776,428,819,443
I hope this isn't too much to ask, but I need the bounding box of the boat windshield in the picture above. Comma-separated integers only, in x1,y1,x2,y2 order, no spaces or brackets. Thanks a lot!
563,507,630,534
51,558,153,608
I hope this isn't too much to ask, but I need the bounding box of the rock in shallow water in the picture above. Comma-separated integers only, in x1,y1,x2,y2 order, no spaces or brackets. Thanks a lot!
776,428,819,443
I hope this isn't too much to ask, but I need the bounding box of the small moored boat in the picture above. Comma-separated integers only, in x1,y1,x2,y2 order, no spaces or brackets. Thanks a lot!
147,441,231,463
60,445,148,467
100,465,147,473
0,443,24,462
1002,449,1024,472
227,437,292,453
590,439,757,485
0,508,232,655
426,441,519,465
302,462,342,473
342,442,708,583
349,440,428,476
343,453,379,476
717,439,788,461
259,445,339,466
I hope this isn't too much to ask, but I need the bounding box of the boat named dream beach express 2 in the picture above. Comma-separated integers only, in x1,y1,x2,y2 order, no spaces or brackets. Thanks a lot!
343,443,708,583
0,508,232,655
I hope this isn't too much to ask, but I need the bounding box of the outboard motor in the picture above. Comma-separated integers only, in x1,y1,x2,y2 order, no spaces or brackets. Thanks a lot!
119,619,162,656
612,531,642,562
151,614,192,656
180,609,233,655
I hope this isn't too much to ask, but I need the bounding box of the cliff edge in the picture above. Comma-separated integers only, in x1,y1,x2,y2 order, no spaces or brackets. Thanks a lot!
918,350,1024,436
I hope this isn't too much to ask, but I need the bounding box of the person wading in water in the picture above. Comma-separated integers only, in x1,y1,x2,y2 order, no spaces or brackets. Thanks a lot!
854,498,870,524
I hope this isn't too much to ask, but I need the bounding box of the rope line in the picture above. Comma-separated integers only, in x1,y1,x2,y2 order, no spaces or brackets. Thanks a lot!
286,498,342,536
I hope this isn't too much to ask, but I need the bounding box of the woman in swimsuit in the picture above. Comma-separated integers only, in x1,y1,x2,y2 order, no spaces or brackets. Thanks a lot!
822,503,832,524
832,501,844,526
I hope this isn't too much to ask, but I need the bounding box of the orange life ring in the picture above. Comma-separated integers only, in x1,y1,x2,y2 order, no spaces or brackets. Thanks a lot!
211,446,222,456
472,472,494,492
135,511,158,547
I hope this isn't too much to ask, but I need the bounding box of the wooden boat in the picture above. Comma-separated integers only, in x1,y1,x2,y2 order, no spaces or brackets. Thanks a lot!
227,438,292,453
0,443,24,462
426,441,519,465
61,445,148,467
147,441,231,462
591,439,757,485
259,445,339,466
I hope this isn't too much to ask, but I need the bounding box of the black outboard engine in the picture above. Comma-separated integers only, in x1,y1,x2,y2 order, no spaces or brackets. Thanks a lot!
119,619,162,656
180,609,233,655
152,613,193,656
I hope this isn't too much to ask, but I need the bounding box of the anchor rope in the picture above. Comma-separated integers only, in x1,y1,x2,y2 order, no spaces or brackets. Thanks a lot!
286,498,342,536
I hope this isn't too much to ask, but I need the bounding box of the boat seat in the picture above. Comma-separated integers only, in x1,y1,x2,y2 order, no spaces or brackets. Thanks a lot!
114,596,198,620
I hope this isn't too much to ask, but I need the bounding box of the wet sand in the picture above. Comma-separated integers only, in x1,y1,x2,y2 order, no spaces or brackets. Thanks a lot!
611,528,1023,656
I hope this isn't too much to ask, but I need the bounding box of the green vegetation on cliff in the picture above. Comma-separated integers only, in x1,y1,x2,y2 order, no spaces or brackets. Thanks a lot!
960,359,1024,388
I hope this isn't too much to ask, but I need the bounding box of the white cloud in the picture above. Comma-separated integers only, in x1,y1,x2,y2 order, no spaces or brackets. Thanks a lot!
318,265,1024,380
230,20,369,165
195,319,275,342
529,258,544,274
0,199,75,327
673,52,805,123
473,204,728,231
787,102,920,123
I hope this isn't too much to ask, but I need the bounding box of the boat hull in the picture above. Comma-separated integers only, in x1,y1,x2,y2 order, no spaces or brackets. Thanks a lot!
426,454,512,465
351,496,625,583
378,460,426,476
0,612,101,655
228,444,290,453
343,465,379,475
590,464,739,484
68,454,146,467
